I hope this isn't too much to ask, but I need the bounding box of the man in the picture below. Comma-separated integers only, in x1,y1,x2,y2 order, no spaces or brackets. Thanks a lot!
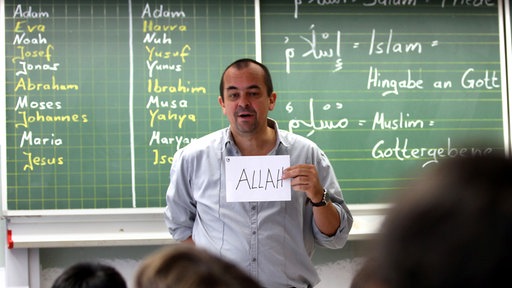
164,58,353,287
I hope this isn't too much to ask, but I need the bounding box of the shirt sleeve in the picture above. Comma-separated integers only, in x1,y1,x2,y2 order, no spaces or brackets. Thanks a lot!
163,148,196,241
312,194,353,249
311,149,354,248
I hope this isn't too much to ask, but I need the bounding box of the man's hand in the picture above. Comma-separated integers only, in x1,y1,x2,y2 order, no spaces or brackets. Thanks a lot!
283,164,324,202
283,164,341,236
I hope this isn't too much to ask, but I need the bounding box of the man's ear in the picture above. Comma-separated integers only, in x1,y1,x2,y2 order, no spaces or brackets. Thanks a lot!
268,92,277,111
218,96,226,113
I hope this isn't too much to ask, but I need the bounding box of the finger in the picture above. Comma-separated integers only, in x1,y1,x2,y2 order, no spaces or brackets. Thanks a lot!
284,164,314,178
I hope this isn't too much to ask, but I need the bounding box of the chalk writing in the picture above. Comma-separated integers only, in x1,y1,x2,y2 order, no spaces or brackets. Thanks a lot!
363,0,418,8
148,109,197,128
19,131,62,147
22,152,64,171
14,76,79,91
372,138,493,167
8,4,85,173
461,68,500,89
145,95,188,108
15,96,62,110
148,132,196,149
13,33,47,45
147,78,206,94
141,3,186,18
288,98,349,136
367,66,424,96
142,21,187,32
371,112,430,130
369,29,423,55
13,21,46,32
140,4,205,165
284,25,342,73
15,111,89,128
145,45,191,62
13,5,50,18
292,0,495,19
11,44,54,62
143,33,173,44
16,61,60,76
146,60,182,77
441,0,495,8
152,149,174,164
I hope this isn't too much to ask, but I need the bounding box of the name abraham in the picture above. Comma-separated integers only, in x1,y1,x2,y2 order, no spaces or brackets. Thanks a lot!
14,76,78,91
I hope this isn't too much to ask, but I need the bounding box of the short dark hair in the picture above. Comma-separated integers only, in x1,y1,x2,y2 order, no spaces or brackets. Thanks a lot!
51,262,127,288
219,58,274,100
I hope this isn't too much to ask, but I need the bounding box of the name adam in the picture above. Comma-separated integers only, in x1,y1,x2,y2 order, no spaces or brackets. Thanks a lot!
13,5,50,18
141,3,186,18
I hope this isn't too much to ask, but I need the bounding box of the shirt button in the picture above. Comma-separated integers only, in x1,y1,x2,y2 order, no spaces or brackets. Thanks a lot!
252,258,256,262
252,231,256,235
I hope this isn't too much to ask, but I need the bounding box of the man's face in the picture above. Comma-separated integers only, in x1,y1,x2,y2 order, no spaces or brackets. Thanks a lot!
219,63,276,136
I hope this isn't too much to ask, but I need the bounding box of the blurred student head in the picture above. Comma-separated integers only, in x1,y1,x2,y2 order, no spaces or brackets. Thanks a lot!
135,244,262,288
355,153,512,288
51,262,127,288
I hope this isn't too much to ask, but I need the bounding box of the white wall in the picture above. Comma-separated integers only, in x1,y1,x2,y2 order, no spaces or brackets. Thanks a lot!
0,267,5,288
38,242,369,288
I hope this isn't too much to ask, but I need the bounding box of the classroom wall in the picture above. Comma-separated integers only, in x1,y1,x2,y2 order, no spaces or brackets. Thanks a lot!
0,219,5,286
1,190,6,286
38,241,370,288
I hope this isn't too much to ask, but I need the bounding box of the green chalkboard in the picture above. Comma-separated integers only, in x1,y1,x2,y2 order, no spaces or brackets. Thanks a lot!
3,0,256,210
260,0,507,203
2,0,507,211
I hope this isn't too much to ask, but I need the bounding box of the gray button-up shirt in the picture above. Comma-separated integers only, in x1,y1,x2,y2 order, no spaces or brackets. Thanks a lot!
164,119,353,287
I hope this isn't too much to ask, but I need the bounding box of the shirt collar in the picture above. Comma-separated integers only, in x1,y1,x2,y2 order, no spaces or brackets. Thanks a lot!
222,118,287,152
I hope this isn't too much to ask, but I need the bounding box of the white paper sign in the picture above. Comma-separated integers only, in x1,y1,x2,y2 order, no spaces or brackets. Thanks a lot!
225,155,291,202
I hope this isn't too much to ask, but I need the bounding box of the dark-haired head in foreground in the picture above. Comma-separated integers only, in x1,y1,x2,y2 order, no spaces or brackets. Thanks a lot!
352,153,512,288
52,262,126,288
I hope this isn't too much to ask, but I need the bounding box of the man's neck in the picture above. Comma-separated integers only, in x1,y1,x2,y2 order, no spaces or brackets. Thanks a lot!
231,125,276,156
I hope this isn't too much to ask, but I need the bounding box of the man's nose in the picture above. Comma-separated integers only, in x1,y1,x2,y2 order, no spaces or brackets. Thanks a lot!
238,94,250,107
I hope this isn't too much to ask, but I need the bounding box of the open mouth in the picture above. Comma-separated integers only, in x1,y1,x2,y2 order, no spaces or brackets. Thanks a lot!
236,109,255,119
238,112,253,118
